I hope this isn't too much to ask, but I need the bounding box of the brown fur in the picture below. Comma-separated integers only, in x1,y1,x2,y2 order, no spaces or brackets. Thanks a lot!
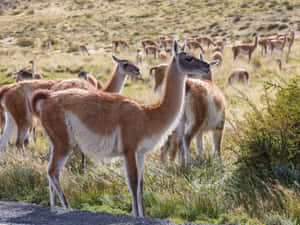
160,39,174,50
212,45,222,54
150,62,226,165
227,69,250,85
269,35,287,56
187,40,205,52
87,74,103,89
212,52,223,66
77,72,103,90
78,45,90,55
144,45,160,58
195,37,216,48
258,38,274,56
232,34,258,62
112,40,130,53
31,45,211,216
149,64,167,93
141,39,158,49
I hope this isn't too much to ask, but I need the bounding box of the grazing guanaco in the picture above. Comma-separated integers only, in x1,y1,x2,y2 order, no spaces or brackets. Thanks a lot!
227,68,250,86
77,71,103,90
144,45,160,58
0,57,141,157
30,40,212,216
212,52,223,66
141,39,159,49
196,37,216,48
150,53,225,166
269,34,287,56
276,59,296,71
186,40,205,53
232,33,258,62
78,44,90,55
112,40,130,53
136,49,143,64
160,38,174,50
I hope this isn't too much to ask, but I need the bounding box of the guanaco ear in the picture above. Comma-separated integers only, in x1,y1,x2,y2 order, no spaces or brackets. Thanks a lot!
199,53,204,61
112,55,121,63
210,60,219,66
173,40,179,56
180,40,186,52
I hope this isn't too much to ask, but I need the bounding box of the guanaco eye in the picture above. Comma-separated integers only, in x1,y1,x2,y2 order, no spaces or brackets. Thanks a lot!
186,57,193,62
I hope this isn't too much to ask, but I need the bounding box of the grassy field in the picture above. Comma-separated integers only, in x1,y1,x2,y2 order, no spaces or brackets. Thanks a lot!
0,0,299,224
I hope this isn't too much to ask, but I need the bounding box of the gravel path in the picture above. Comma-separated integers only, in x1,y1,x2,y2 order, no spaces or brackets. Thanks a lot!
0,201,231,225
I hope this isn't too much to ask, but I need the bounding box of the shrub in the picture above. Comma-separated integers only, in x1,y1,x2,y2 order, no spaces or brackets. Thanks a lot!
265,214,297,225
226,77,300,216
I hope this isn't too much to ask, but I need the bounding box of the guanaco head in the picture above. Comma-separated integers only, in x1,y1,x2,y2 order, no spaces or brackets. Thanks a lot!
77,71,89,80
29,60,34,65
112,55,141,77
222,38,227,44
173,40,211,77
276,58,282,64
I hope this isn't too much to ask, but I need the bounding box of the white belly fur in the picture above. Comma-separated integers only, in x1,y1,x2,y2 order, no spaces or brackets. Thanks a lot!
65,111,123,160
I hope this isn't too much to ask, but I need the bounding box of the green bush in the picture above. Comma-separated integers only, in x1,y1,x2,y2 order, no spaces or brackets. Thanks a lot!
265,214,297,225
226,77,300,217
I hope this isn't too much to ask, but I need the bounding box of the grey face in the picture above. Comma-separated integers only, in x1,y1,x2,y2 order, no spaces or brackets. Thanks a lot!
77,71,89,80
119,60,141,76
112,55,140,77
172,40,211,76
177,52,210,76
15,70,33,80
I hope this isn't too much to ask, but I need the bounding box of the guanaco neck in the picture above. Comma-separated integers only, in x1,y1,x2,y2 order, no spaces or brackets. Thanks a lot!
145,57,186,135
278,60,282,70
252,36,258,51
31,62,35,76
102,65,127,93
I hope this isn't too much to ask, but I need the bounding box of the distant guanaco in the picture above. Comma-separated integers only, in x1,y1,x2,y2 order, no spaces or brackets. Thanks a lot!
196,37,216,48
141,39,159,49
227,68,250,86
78,44,90,55
232,33,258,62
144,45,160,58
112,40,130,53
276,59,296,71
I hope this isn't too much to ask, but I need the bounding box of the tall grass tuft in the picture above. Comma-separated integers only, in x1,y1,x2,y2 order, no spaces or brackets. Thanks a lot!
225,77,300,221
